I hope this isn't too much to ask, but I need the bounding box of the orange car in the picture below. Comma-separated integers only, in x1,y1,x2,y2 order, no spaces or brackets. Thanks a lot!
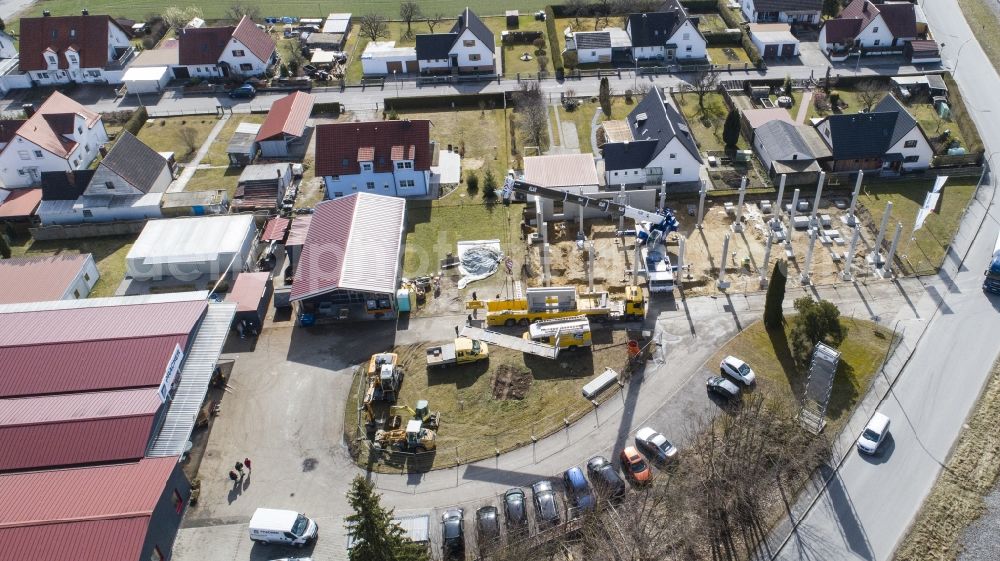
619,446,652,484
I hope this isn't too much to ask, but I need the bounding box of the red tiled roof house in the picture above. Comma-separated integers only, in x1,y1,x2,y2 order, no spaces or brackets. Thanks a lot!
315,119,432,199
818,0,926,58
18,13,134,85
0,91,107,188
176,16,277,79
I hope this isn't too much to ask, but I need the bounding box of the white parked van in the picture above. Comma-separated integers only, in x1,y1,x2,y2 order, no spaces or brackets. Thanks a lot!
857,412,890,455
248,508,318,546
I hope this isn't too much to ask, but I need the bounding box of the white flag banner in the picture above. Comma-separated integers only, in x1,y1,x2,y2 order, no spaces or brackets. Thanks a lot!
932,175,949,193
914,191,941,232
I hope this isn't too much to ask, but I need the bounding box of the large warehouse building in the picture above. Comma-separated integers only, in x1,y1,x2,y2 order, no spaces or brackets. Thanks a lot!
289,193,406,322
126,215,257,282
0,292,235,561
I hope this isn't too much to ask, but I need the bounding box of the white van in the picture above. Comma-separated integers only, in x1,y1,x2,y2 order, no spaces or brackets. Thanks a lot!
248,508,318,546
857,412,890,455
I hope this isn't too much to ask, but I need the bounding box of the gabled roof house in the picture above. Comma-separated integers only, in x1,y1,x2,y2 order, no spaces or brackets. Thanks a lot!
176,16,277,78
626,0,707,62
18,13,134,85
316,120,432,199
818,0,929,56
415,8,495,74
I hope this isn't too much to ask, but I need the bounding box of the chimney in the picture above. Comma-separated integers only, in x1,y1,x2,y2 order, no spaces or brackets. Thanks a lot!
42,10,50,16
82,9,89,15
99,145,108,157
22,103,35,117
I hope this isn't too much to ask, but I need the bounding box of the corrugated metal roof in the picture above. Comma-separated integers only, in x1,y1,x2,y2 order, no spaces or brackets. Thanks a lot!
0,188,41,218
290,193,405,300
524,154,600,188
226,272,271,313
261,216,290,242
147,302,235,456
0,457,176,525
256,91,315,142
0,335,187,398
0,254,93,305
0,387,161,425
0,517,150,561
0,290,208,315
0,299,205,347
285,214,312,247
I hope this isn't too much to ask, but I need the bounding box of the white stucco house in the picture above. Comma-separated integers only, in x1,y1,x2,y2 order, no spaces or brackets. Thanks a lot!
626,0,706,62
818,0,925,56
601,88,703,187
0,92,107,188
17,13,134,85
740,0,823,24
814,94,933,174
176,16,277,79
415,7,495,74
36,131,170,224
316,120,432,199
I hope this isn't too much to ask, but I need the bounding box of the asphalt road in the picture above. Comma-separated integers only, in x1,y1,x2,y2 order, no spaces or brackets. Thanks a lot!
767,2,1000,560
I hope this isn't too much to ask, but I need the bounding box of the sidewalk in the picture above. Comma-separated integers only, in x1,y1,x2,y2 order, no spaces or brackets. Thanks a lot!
167,115,230,194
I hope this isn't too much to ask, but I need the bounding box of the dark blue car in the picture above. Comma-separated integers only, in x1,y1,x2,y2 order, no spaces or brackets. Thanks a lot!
229,84,256,99
562,467,596,514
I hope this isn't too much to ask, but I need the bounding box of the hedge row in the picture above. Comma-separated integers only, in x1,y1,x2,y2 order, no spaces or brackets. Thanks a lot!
703,30,743,45
544,6,564,71
502,30,544,45
940,73,983,153
383,92,508,111
681,0,724,13
311,102,342,116
121,107,148,137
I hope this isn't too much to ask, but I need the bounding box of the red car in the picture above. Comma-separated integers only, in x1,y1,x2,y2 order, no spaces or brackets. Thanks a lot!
619,446,652,484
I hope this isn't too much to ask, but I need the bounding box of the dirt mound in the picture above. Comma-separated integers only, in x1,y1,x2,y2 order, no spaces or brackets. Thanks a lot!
491,364,533,400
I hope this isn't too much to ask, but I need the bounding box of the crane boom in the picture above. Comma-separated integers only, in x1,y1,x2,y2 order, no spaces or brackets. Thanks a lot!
502,176,678,237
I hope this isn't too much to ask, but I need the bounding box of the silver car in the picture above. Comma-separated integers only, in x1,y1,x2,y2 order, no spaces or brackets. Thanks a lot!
720,355,756,385
635,426,677,462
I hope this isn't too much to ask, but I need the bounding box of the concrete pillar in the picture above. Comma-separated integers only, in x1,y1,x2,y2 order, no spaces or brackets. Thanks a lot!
697,181,707,229
733,176,747,233
659,181,667,210
810,171,825,225
846,170,864,226
871,201,893,268
801,228,817,284
633,241,641,283
676,236,686,283
717,234,731,289
788,189,801,244
587,241,595,292
842,225,861,281
774,173,787,221
618,185,626,233
542,242,551,286
760,231,773,287
882,222,904,278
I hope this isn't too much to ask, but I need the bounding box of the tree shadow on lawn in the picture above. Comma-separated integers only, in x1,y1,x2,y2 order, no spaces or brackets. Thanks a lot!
766,325,805,402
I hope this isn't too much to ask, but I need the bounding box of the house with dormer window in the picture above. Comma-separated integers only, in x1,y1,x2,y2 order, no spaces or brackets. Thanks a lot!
176,16,277,79
315,120,431,199
0,92,107,188
415,7,495,74
625,0,706,62
18,12,134,85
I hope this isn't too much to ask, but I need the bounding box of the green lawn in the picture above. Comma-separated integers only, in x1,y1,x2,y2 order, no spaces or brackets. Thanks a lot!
673,91,749,152
9,235,134,298
698,13,729,33
184,167,243,199
491,16,551,77
710,317,894,433
707,45,751,65
395,107,512,189
7,1,550,26
858,177,978,275
342,23,367,84
557,96,632,154
767,90,803,121
137,116,219,163
402,197,517,277
909,102,971,154
198,114,266,167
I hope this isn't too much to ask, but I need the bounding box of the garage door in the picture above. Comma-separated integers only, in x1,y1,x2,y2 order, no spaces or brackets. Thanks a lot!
763,45,779,59
405,60,419,73
173,67,190,79
387,61,403,74
781,44,796,58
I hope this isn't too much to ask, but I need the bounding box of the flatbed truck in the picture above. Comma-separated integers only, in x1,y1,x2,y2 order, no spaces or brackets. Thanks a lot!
469,285,645,327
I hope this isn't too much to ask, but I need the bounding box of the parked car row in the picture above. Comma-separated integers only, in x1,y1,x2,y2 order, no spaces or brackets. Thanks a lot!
707,355,759,402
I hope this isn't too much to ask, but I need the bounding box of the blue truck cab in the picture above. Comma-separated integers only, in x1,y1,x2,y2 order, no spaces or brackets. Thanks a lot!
985,239,1000,293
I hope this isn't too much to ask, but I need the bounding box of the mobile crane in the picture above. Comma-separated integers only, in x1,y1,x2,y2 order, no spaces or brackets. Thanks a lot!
502,176,680,293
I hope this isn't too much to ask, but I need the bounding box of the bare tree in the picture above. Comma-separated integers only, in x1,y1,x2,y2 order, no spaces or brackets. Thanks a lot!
177,126,199,155
162,6,202,30
593,0,613,29
226,0,260,22
513,82,548,151
856,78,887,111
425,13,445,33
399,1,422,39
691,69,719,110
359,13,390,42
564,0,589,28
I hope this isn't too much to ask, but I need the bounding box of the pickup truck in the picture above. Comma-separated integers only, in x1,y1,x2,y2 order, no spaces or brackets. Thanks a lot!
426,338,489,368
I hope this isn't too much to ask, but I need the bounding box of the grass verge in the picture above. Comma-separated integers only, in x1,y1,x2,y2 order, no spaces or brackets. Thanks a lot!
857,177,978,275
396,106,511,186
958,0,1000,78
9,235,134,298
708,317,893,434
138,116,219,163
895,357,1000,561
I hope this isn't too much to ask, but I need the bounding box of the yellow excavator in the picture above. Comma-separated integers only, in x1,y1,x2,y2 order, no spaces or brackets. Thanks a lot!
389,400,441,431
373,420,437,453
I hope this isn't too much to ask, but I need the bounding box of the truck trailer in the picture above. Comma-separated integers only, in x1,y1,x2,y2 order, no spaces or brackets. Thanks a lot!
469,285,645,327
